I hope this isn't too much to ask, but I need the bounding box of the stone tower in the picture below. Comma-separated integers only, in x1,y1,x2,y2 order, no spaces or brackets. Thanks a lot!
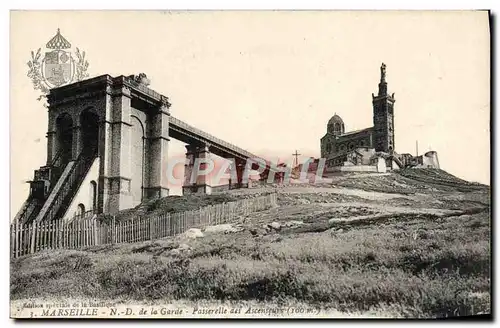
372,63,395,153
15,73,272,224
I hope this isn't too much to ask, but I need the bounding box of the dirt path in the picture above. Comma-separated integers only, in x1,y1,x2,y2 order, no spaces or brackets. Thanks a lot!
314,202,463,216
231,185,411,201
281,187,411,201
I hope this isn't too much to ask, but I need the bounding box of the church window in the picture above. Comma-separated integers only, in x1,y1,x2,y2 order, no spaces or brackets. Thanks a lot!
334,123,341,134
326,143,331,153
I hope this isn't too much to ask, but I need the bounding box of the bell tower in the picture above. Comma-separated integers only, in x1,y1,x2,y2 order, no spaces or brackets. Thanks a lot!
372,63,395,153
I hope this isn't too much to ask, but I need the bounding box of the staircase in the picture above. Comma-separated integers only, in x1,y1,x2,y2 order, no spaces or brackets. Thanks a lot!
34,150,97,223
13,198,43,224
14,149,97,224
14,151,65,224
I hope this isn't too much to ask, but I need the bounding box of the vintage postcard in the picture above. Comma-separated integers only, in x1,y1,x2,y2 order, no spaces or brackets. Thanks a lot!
9,10,491,319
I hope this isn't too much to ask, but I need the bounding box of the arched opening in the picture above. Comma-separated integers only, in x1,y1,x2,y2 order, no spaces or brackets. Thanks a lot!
130,115,145,205
90,180,97,212
334,122,341,134
55,113,73,166
77,203,85,216
80,109,99,159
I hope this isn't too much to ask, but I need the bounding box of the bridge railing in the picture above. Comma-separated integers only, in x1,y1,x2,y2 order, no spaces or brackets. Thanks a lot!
169,116,278,171
169,116,254,157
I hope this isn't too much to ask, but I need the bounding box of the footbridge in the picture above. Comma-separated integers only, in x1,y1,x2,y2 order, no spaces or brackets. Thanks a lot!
16,73,282,223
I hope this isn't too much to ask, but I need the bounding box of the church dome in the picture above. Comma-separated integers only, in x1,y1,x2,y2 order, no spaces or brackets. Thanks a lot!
327,113,345,135
328,114,343,125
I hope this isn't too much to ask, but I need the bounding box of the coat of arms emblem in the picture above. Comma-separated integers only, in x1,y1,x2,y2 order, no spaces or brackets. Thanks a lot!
27,29,90,98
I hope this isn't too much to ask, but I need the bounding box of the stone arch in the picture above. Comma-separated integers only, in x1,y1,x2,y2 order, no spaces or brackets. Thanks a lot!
79,105,102,122
77,203,85,216
55,112,73,166
80,108,100,158
130,115,145,205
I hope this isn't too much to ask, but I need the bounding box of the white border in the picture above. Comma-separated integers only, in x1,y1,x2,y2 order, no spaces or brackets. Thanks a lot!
2,1,497,327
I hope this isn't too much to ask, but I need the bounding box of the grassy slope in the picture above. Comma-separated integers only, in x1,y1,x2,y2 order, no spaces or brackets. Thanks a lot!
11,169,491,318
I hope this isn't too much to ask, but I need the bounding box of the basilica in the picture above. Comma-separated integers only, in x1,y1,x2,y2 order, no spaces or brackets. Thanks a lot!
320,63,439,171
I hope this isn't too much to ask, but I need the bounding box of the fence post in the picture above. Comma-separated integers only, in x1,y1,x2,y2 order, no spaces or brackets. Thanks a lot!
94,219,98,246
111,216,116,244
131,217,135,242
10,223,14,259
51,220,55,249
57,220,62,249
29,220,36,254
15,220,20,257
85,219,89,247
15,221,20,258
171,213,175,236
149,217,154,240
19,223,25,256
82,219,86,248
14,221,19,257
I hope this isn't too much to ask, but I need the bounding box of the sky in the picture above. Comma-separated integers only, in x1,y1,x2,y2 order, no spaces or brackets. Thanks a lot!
10,10,490,213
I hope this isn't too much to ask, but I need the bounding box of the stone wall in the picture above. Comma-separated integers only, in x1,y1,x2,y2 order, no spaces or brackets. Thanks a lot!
211,184,231,194
325,164,378,173
322,128,374,164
